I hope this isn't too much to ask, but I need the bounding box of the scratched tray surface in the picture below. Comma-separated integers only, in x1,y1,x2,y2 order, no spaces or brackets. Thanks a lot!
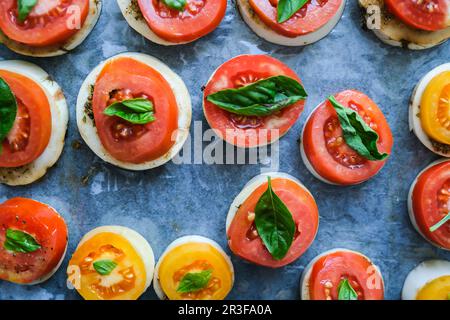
0,1,449,300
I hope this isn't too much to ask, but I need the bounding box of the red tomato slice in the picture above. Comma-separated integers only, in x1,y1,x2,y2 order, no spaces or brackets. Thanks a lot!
227,177,319,268
309,251,384,300
0,198,68,284
0,70,51,168
137,0,226,43
412,161,450,249
92,57,179,164
385,0,448,31
0,0,90,47
249,0,343,37
302,90,393,185
203,55,305,148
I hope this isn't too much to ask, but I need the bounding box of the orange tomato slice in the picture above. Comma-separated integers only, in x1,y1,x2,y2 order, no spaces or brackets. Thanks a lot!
158,242,233,300
68,232,147,300
420,71,450,145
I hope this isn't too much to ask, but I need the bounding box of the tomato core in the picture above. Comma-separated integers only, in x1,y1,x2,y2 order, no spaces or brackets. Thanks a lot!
106,89,150,141
323,101,379,168
436,180,450,234
437,85,450,130
6,102,31,153
154,0,207,18
174,260,222,299
79,244,137,299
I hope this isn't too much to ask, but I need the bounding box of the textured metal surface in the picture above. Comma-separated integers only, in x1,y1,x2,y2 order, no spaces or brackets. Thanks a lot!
0,1,449,300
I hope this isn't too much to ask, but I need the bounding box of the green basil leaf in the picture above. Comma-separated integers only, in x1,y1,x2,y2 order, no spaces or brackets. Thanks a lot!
0,77,18,154
93,260,118,276
4,229,41,253
328,96,389,161
255,177,296,260
338,279,358,300
277,0,308,23
104,98,155,125
161,0,186,11
447,293,450,300
206,75,307,117
177,270,212,293
429,212,450,232
17,0,38,22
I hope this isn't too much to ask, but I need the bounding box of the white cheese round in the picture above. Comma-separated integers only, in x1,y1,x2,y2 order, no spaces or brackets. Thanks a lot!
402,260,450,300
409,63,450,157
0,0,102,57
300,248,384,300
359,0,450,50
0,60,68,186
237,0,345,46
76,52,192,170
153,235,234,300
76,225,155,293
117,0,191,46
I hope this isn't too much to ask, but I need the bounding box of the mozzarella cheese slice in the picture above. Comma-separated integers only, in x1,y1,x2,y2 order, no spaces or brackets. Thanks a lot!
409,63,450,157
300,248,384,300
226,171,314,232
117,0,191,46
402,260,450,300
0,0,102,57
237,0,346,46
0,60,68,186
407,158,450,251
76,52,192,170
153,235,234,300
76,226,155,292
359,0,450,50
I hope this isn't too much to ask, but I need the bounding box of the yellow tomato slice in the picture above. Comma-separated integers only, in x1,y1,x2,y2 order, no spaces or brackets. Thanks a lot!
416,275,450,300
421,71,450,144
158,242,233,300
68,232,147,300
